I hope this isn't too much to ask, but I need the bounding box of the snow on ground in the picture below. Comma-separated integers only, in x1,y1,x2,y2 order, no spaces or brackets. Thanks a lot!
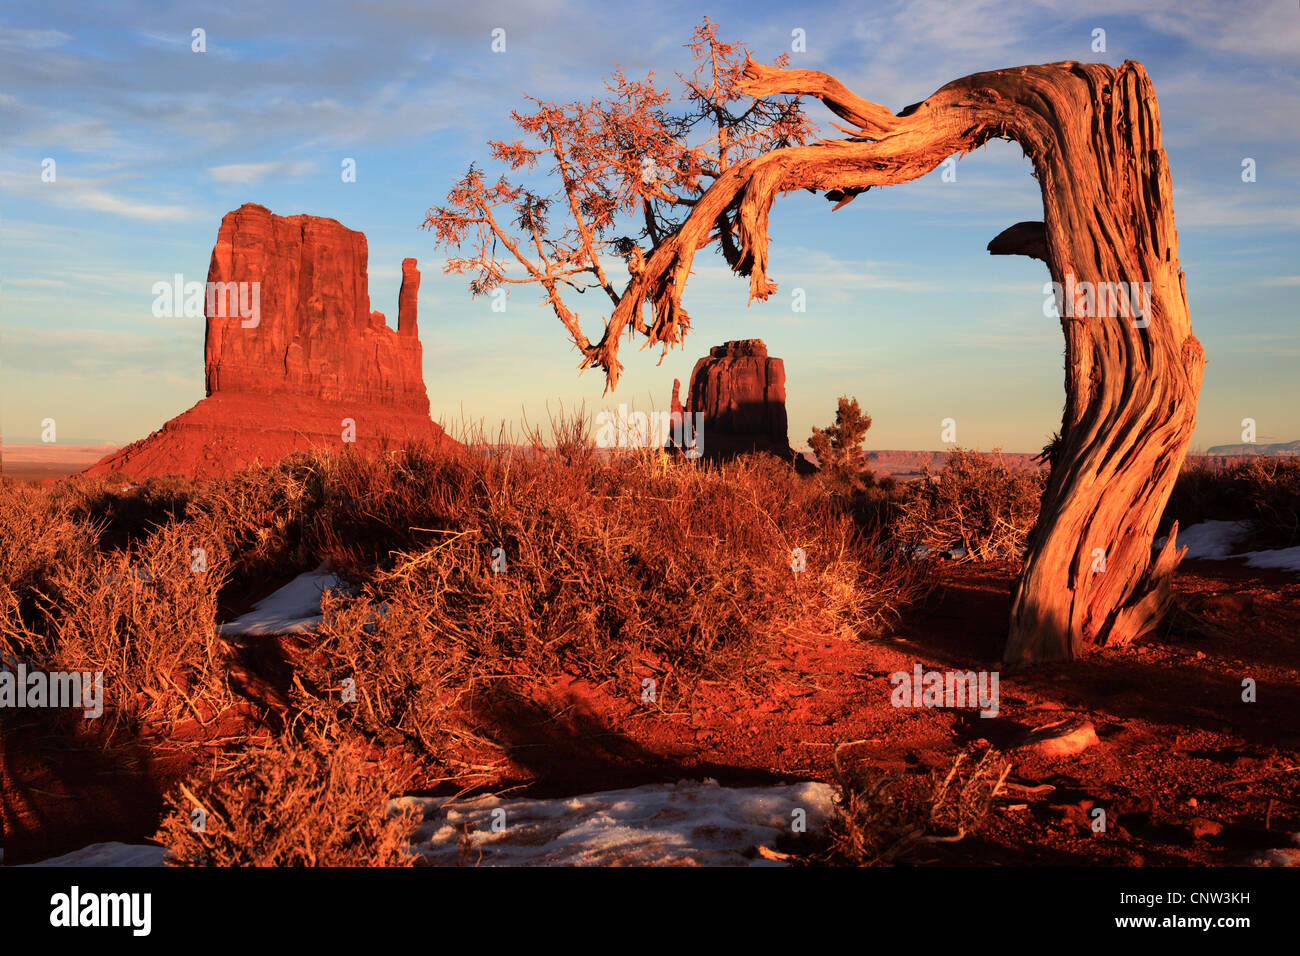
394,778,836,866
219,564,348,636
1155,520,1252,559
1251,833,1300,866
18,842,166,867
15,781,835,868
1151,520,1300,572
1236,546,1300,573
18,823,1296,867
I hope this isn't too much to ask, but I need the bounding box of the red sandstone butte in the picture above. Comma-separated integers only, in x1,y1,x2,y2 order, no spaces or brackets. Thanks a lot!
674,339,795,461
86,203,455,479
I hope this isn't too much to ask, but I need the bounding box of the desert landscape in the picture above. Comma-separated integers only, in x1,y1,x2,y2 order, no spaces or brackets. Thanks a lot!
1,1,1298,938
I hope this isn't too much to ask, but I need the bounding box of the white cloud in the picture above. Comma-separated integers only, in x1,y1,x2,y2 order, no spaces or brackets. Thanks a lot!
1138,0,1300,59
207,159,316,184
0,27,71,50
1,277,69,287
74,186,193,221
0,322,201,378
1171,187,1300,228
0,168,194,222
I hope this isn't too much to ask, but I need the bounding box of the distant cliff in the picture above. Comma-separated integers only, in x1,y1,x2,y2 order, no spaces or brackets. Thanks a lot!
1204,440,1300,457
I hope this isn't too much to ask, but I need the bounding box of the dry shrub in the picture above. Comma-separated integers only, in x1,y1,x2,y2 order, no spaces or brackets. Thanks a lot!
4,517,232,731
356,444,919,688
155,721,419,866
895,448,1046,561
48,473,194,551
0,477,101,657
1163,456,1300,549
201,415,929,704
2,413,931,772
534,401,599,469
181,457,338,591
278,437,929,759
1240,457,1300,547
202,416,929,768
0,473,243,744
826,748,1010,865
291,585,481,760
1,421,938,865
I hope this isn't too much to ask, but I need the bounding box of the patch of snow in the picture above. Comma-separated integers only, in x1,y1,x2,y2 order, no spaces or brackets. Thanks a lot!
1251,833,1300,866
1254,848,1300,866
1152,520,1300,572
219,564,348,636
1236,546,1300,573
19,842,165,867
1155,520,1251,560
395,778,835,866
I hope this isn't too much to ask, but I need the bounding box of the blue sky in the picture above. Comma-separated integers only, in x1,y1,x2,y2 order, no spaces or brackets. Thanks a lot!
2,0,1297,451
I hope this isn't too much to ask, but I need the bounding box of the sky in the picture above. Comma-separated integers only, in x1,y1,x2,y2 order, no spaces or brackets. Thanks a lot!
1,0,1297,452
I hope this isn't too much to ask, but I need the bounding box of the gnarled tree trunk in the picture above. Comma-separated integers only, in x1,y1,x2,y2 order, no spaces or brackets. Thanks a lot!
589,59,1204,664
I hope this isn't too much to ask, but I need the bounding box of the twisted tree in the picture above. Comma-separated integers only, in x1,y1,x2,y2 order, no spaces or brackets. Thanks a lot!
428,23,1204,664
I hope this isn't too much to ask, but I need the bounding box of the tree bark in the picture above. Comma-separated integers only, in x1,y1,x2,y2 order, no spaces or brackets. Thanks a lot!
594,59,1204,664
